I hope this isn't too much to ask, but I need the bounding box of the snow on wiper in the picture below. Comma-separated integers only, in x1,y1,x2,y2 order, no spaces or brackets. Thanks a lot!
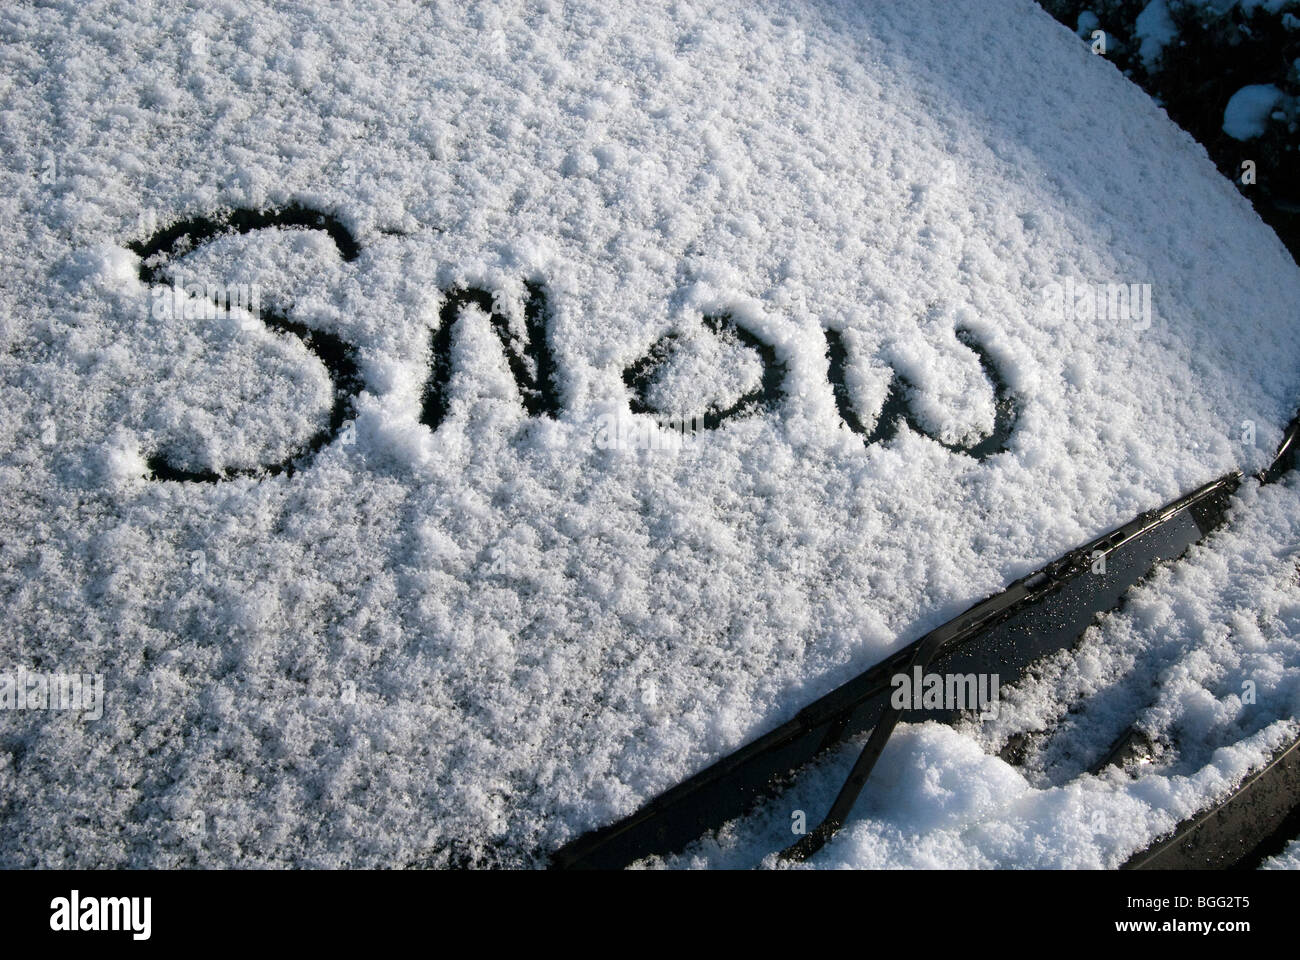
556,413,1300,869
553,475,1242,868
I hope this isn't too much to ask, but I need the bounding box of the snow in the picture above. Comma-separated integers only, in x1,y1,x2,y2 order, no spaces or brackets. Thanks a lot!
1222,84,1284,140
1,0,1298,868
654,475,1300,868
1134,1,1178,68
1262,837,1300,869
1238,0,1295,14
650,721,1298,869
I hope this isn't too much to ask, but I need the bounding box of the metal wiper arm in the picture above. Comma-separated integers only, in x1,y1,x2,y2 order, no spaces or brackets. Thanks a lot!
784,410,1300,863
553,473,1241,869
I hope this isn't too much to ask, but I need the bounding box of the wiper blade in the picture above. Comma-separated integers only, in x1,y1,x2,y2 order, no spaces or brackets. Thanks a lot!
1123,734,1300,870
781,420,1300,864
553,473,1241,869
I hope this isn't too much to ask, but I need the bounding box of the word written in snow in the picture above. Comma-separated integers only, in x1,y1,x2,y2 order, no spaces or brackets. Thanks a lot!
126,205,1019,481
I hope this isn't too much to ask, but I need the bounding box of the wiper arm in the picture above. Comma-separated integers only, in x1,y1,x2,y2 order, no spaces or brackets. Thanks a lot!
782,411,1300,865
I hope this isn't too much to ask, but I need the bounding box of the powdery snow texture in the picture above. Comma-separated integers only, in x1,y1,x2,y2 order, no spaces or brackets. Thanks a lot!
1,0,1298,867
